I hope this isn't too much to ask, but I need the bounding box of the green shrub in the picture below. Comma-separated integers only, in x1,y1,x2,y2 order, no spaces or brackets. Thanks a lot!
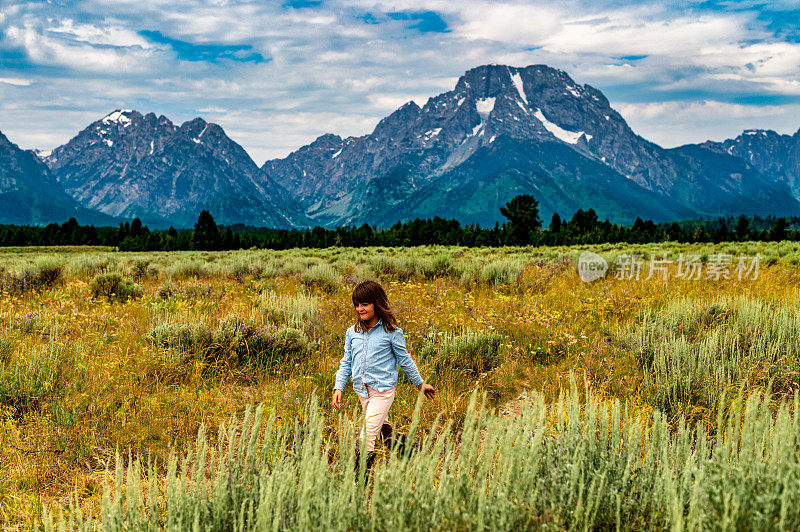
147,315,308,371
370,256,415,280
90,273,143,302
300,263,341,292
131,259,153,281
417,254,456,279
0,258,64,294
0,340,69,415
421,331,505,376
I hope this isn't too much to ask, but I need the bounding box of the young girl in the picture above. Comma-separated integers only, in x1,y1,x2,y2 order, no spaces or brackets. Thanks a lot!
332,280,435,455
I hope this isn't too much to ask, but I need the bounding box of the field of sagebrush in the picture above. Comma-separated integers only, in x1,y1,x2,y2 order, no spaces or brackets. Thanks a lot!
1,242,800,530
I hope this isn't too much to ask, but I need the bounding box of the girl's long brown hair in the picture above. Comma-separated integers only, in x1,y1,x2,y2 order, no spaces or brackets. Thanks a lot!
352,280,399,333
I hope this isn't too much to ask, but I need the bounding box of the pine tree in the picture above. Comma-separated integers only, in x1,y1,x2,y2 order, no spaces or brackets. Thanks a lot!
191,210,221,250
735,215,749,241
770,217,789,241
500,194,542,244
549,212,562,233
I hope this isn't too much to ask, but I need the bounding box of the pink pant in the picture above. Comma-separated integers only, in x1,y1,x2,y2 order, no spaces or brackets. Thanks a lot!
358,384,396,451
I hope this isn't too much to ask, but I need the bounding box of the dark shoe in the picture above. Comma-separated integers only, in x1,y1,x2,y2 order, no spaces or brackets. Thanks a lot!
379,422,393,442
380,422,409,456
354,449,378,480
365,451,377,474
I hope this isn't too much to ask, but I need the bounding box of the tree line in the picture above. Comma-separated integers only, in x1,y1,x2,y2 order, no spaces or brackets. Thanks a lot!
1,196,799,250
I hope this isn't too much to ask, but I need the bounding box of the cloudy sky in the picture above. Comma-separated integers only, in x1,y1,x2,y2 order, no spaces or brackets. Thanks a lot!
1,0,799,164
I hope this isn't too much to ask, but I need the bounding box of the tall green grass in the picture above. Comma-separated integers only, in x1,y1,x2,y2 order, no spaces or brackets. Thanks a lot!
259,292,319,330
44,381,800,530
0,335,71,415
147,314,309,372
630,295,800,420
419,330,505,377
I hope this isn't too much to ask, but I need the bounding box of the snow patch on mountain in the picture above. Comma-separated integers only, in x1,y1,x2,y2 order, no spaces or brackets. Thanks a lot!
510,71,527,104
475,97,495,117
102,110,132,125
534,108,590,144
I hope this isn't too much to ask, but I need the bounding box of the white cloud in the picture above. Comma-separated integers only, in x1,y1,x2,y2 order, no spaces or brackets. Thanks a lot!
5,23,155,73
617,100,800,146
0,77,31,86
455,3,566,45
543,11,748,57
0,0,798,164
46,19,152,48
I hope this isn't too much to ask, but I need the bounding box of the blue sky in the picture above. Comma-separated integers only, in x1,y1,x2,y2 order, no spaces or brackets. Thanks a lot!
1,0,799,163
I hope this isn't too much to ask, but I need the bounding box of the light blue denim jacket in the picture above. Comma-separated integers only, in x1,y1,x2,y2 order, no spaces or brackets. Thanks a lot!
334,319,424,398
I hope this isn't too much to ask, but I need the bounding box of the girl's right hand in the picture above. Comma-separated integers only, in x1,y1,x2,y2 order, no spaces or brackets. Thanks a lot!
417,382,435,399
332,389,342,411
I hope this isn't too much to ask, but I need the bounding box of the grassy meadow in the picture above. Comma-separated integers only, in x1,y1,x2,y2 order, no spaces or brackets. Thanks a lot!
1,242,800,529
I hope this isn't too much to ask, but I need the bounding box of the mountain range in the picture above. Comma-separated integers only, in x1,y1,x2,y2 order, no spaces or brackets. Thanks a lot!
2,63,799,229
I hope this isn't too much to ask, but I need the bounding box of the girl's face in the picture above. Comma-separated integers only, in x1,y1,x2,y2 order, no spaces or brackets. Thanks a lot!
355,301,375,323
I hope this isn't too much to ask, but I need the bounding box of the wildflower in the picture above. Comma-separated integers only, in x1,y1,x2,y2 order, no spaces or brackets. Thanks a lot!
284,391,290,399
295,397,301,405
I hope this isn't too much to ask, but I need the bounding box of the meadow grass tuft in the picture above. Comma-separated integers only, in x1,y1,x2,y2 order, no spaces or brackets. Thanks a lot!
300,262,342,292
89,273,143,302
147,314,309,372
0,335,71,417
259,291,319,330
43,381,800,531
629,294,800,423
0,257,64,294
420,330,505,377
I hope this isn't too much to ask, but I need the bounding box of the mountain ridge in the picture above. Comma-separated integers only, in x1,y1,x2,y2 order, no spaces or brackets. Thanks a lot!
2,62,799,228
262,63,800,227
0,130,116,226
43,110,309,229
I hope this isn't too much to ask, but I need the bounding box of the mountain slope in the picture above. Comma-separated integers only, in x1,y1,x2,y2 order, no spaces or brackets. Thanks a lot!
263,64,800,226
386,137,696,226
0,130,115,226
46,110,308,228
695,128,800,200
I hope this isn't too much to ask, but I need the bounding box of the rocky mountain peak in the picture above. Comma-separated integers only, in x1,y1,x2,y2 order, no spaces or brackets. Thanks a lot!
0,128,114,225
261,62,800,228
372,101,422,139
101,109,137,125
42,110,307,228
309,133,344,149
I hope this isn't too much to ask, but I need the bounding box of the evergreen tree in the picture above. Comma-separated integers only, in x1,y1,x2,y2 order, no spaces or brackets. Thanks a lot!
770,217,789,241
191,210,221,250
549,212,561,233
500,194,542,244
735,215,749,241
131,217,143,237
